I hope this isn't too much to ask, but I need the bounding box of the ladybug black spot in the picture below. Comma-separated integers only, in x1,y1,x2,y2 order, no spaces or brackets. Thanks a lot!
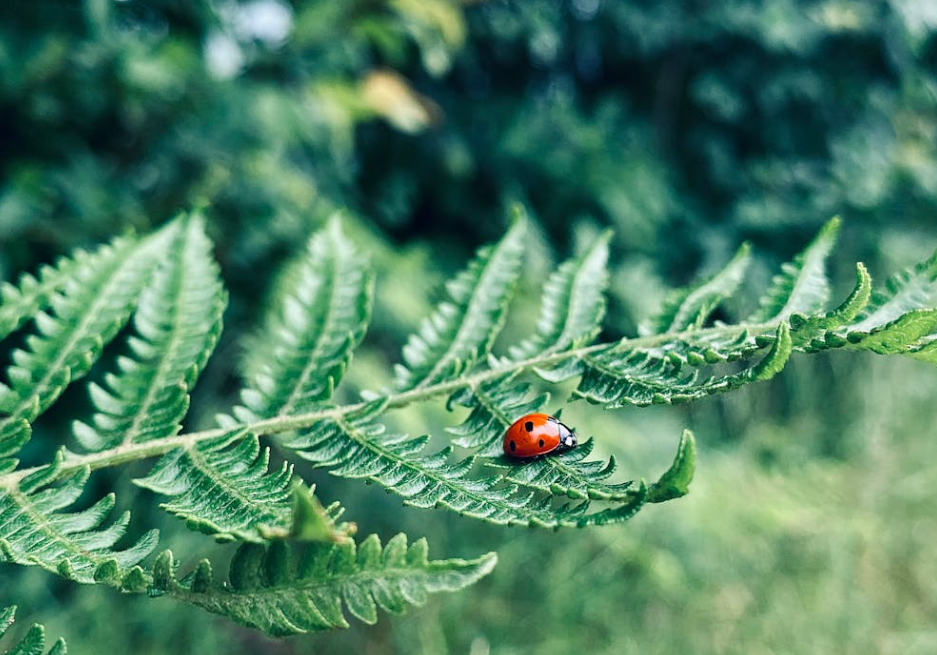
524,421,534,432
539,439,545,448
510,440,516,452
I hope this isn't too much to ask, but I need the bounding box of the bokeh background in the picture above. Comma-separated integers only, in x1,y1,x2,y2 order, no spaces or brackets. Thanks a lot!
2,0,937,653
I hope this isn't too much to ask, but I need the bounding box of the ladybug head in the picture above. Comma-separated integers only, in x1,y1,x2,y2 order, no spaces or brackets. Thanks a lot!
557,421,578,450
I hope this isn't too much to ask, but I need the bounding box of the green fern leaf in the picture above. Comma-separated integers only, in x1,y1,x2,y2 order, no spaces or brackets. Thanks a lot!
847,309,937,355
72,215,226,452
0,607,66,655
236,217,372,421
647,429,696,503
642,242,751,335
134,429,292,542
508,231,611,359
135,429,353,543
490,439,634,501
288,401,654,528
0,226,175,462
150,534,497,637
574,323,792,407
394,214,526,391
747,217,840,323
0,458,157,586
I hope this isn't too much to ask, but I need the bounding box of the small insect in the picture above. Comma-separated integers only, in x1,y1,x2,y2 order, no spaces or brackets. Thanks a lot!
503,413,578,459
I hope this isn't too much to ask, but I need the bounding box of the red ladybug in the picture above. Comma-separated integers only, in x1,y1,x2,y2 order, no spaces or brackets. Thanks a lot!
503,413,578,458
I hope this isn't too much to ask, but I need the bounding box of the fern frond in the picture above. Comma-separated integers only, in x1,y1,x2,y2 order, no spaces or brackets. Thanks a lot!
287,401,656,528
642,242,751,335
0,607,66,655
135,429,353,543
790,262,872,350
786,251,937,361
73,216,226,452
134,429,292,542
235,217,372,422
574,323,792,408
747,217,840,322
150,534,497,637
0,457,157,587
508,231,611,359
0,226,175,463
394,214,526,391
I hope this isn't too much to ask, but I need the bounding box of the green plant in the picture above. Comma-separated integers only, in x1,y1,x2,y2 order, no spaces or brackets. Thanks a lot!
1,209,935,643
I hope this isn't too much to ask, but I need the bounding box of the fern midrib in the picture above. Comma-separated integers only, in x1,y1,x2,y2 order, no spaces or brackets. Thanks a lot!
0,320,775,490
0,248,136,435
278,253,340,417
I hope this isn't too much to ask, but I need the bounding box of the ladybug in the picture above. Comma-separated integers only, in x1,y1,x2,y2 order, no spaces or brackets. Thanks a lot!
503,413,578,458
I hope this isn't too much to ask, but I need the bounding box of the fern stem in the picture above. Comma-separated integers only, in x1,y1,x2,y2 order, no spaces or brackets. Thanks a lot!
0,322,774,490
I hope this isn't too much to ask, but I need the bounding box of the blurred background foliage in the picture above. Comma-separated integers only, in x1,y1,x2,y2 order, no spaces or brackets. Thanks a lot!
2,0,937,652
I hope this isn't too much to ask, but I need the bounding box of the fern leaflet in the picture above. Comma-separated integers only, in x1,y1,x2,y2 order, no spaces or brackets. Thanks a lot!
508,231,611,358
150,534,497,637
747,217,840,322
135,428,353,543
0,253,79,343
235,217,372,422
394,214,526,391
72,216,226,452
643,242,751,335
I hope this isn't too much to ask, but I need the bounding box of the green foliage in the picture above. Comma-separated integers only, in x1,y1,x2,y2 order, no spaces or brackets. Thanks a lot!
647,430,696,503
0,607,65,655
150,535,497,637
134,429,295,543
2,211,937,646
